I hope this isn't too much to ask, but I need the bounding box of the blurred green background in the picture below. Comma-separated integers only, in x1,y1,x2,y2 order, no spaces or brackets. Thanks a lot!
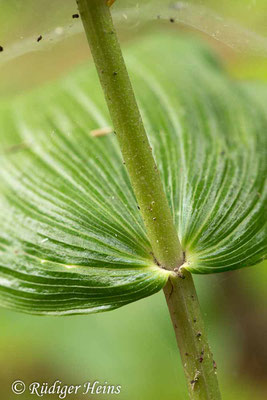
0,1,266,399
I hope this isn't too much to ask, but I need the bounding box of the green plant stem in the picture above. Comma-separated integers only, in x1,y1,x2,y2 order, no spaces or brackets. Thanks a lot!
76,0,182,270
164,270,221,399
77,1,221,399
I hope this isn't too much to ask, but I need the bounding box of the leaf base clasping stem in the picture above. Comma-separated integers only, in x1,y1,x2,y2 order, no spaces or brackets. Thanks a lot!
77,0,221,398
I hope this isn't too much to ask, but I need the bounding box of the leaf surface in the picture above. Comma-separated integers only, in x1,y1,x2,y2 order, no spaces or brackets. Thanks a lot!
0,34,266,314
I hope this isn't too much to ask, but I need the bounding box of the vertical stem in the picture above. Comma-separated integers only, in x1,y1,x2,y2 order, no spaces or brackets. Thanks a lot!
77,1,222,399
76,0,182,270
164,271,221,399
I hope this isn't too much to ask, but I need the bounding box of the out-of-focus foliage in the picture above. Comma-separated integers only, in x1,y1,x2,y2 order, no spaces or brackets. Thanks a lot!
0,262,266,400
1,0,267,98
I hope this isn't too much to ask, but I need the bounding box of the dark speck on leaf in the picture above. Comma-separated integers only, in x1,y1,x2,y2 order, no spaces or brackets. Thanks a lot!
196,332,202,338
137,205,140,210
72,13,79,18
170,18,175,23
199,357,204,363
193,318,197,323
37,35,42,42
113,71,118,76
0,46,3,52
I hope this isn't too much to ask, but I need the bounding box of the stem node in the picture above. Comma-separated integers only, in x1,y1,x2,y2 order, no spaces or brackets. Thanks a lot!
77,1,221,398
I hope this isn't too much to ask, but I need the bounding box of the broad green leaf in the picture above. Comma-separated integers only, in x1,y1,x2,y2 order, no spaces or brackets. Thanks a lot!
0,34,266,315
